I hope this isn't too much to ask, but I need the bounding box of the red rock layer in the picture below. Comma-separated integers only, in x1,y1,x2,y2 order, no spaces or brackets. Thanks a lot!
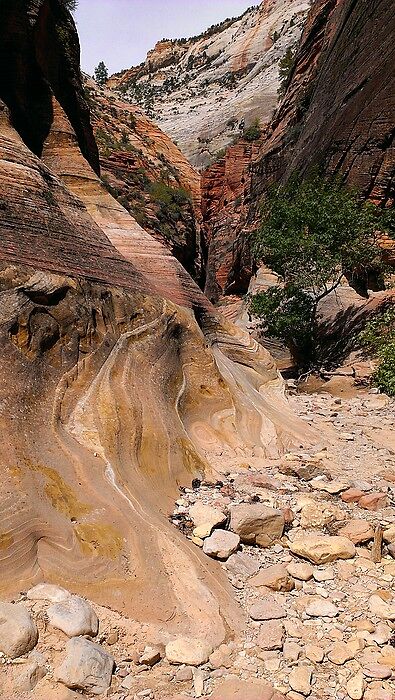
201,141,260,303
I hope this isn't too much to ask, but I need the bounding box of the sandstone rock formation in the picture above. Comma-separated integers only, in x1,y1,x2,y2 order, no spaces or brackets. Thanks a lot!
110,0,310,168
86,79,203,282
200,0,395,303
0,0,311,658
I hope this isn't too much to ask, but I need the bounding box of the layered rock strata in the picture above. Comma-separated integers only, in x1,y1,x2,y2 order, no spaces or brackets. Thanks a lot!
0,0,312,651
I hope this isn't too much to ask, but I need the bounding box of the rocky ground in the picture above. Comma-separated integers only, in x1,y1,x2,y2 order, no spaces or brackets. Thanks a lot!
1,388,394,700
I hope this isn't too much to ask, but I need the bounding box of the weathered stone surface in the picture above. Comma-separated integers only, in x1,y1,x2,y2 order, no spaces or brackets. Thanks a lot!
229,504,284,547
257,620,285,650
27,584,71,603
210,678,286,700
250,564,294,592
225,552,260,579
305,599,339,618
55,637,114,695
13,660,46,692
341,488,365,503
369,595,395,621
289,535,356,564
289,665,312,696
346,671,365,699
383,524,395,543
249,596,286,621
165,637,213,666
286,561,314,581
362,663,392,679
203,530,240,560
358,493,388,511
47,596,99,637
0,602,38,659
337,519,375,544
189,502,227,532
139,646,161,666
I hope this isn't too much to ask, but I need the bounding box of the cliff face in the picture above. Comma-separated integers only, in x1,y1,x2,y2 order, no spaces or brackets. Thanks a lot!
201,0,395,304
0,0,311,648
87,80,203,282
111,0,310,168
253,0,395,204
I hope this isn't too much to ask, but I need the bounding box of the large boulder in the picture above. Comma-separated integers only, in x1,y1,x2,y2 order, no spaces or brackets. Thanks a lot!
289,535,356,564
229,504,284,547
210,678,286,699
203,530,240,560
55,637,114,695
47,596,99,637
0,602,38,658
165,637,213,666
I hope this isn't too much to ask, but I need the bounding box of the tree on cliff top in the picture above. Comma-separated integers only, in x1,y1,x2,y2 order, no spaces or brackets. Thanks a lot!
94,61,109,86
250,174,393,369
62,0,78,12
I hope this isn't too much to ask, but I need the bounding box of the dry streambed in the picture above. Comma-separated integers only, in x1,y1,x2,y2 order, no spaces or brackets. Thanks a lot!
0,391,394,700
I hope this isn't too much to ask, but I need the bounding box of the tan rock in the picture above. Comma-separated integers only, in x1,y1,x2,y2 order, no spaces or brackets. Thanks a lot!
305,598,339,618
203,530,240,560
138,645,161,666
210,678,286,699
257,620,285,650
286,561,314,581
346,671,365,699
47,596,99,638
304,644,324,663
249,596,286,621
383,524,395,544
289,534,356,564
327,641,355,665
311,479,348,494
225,551,260,579
300,501,342,529
229,503,284,547
27,584,71,603
369,595,395,621
250,564,295,592
165,637,213,666
289,665,313,696
362,663,392,679
189,502,227,534
338,519,375,544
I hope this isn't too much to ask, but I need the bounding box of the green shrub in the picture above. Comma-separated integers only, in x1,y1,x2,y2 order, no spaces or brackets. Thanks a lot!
360,307,395,395
250,173,392,369
243,118,261,142
278,47,296,97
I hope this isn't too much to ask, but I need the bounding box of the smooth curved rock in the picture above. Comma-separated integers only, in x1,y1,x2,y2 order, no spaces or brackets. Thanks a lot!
210,678,286,699
27,584,71,603
0,602,38,659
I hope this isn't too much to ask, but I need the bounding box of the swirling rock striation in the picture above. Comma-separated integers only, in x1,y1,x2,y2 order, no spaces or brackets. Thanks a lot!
0,0,312,649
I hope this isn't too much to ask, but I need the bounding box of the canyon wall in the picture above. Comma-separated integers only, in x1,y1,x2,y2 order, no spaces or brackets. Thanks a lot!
0,0,311,649
201,0,395,301
111,0,310,168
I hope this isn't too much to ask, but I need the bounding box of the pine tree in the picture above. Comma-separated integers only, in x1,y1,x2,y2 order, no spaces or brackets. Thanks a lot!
94,61,109,86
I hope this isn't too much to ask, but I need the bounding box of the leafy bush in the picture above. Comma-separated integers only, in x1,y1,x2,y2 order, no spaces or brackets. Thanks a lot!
250,174,392,369
243,118,261,142
360,307,395,395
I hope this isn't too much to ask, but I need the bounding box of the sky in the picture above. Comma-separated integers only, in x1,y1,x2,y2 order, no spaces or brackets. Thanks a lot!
74,0,260,75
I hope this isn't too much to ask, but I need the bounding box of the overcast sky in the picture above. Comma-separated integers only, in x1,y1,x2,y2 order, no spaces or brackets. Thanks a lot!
74,1,260,75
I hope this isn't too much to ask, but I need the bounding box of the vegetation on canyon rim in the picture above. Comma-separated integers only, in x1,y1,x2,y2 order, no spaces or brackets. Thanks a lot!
250,174,394,374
